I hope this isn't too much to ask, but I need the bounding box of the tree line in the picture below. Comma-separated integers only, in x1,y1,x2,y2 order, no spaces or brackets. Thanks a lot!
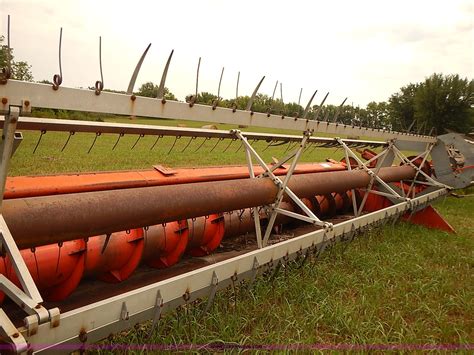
1,36,472,134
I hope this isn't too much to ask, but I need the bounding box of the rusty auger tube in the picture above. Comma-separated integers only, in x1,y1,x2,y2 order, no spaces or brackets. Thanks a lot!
2,166,415,249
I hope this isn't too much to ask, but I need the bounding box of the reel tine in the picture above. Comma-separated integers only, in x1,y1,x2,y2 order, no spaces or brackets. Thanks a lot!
127,43,151,94
131,134,145,150
94,36,104,95
61,131,75,152
87,132,101,154
406,120,415,133
333,97,347,123
231,71,240,112
210,138,224,152
223,138,236,153
150,134,163,151
212,67,225,109
302,89,317,120
194,137,210,152
236,71,240,100
33,130,47,154
52,27,63,90
280,82,285,117
157,49,174,101
0,15,12,83
262,140,274,152
181,136,197,152
188,57,201,107
298,88,303,106
267,80,279,116
235,140,244,153
112,133,124,150
246,76,265,111
167,136,181,154
314,92,329,121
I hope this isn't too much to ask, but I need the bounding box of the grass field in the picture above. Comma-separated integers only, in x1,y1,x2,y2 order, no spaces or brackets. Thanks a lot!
8,116,473,351
95,190,472,352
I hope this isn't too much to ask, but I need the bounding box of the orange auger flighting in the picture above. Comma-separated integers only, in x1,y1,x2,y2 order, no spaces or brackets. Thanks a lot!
0,161,456,304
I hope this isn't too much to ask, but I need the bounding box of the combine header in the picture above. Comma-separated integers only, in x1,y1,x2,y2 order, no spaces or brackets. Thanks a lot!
0,16,473,353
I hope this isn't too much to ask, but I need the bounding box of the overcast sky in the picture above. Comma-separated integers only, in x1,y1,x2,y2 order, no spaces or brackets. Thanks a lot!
1,0,473,106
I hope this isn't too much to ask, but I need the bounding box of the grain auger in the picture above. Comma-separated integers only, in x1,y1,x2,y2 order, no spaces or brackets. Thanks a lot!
0,16,473,353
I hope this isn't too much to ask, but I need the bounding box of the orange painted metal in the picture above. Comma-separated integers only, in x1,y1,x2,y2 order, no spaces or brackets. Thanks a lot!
403,205,455,233
143,221,189,269
84,229,144,283
187,214,226,256
4,162,347,199
0,239,86,302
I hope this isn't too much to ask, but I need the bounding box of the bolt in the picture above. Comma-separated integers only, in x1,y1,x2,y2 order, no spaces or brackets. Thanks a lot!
35,304,42,309
79,328,88,343
24,100,30,107
1,97,7,105
13,332,19,338
130,95,136,101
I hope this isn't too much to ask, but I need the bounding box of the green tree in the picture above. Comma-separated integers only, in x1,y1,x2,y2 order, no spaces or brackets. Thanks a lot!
389,74,473,134
388,83,418,131
414,74,473,134
366,101,390,129
0,35,34,81
136,82,177,100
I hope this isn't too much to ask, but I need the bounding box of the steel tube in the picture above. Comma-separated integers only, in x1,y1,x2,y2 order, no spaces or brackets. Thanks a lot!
3,166,415,249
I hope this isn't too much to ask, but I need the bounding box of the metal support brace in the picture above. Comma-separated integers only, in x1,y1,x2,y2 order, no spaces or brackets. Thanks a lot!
337,138,406,215
392,145,450,190
0,107,58,342
234,129,331,247
243,137,263,248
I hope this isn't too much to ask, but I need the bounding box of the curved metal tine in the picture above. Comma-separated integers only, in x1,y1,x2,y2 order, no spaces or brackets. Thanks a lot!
127,43,151,94
61,131,75,152
236,71,240,99
94,36,104,95
267,80,279,115
181,136,197,152
88,132,101,154
52,28,63,90
194,136,211,152
0,15,12,83
212,67,225,109
284,140,293,152
189,57,201,106
302,89,318,120
263,140,274,152
223,138,236,152
231,71,240,111
314,92,329,121
167,135,181,154
235,140,244,153
323,109,331,122
416,121,426,135
246,76,265,111
131,134,145,150
157,49,174,100
33,130,47,154
112,133,124,150
210,137,224,152
406,120,415,133
298,88,303,106
150,134,163,151
332,97,348,123
285,140,299,153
